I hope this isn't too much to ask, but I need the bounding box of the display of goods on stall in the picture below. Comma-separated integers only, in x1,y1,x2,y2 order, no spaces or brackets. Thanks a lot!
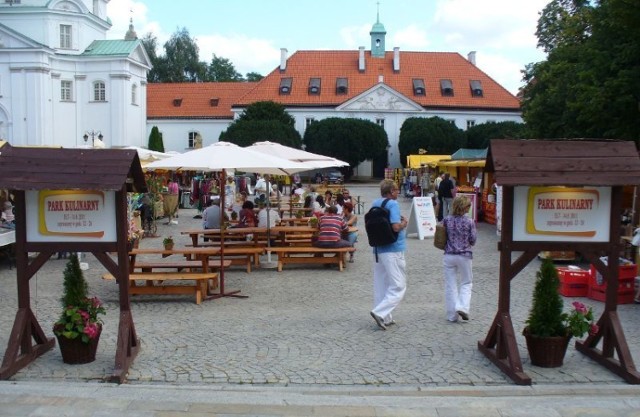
481,189,496,224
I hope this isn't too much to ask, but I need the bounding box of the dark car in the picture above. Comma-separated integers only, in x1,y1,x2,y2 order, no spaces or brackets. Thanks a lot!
323,169,343,184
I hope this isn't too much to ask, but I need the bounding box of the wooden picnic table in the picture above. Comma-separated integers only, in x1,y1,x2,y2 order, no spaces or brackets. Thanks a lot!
125,246,242,300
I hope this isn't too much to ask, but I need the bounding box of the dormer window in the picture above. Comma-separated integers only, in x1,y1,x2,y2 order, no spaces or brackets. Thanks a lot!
173,98,182,107
210,98,219,107
412,79,425,96
470,80,483,97
440,79,454,97
336,78,348,95
308,78,321,95
279,77,292,95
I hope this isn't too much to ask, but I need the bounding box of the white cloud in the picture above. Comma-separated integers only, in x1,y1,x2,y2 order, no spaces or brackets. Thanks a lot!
476,52,527,95
431,0,546,49
196,34,280,77
392,24,430,50
339,24,371,49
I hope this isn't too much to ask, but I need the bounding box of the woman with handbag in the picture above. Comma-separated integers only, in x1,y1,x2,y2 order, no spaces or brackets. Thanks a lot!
442,195,477,323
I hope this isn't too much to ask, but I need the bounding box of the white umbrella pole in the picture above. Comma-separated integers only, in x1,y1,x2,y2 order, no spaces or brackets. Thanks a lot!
261,180,277,269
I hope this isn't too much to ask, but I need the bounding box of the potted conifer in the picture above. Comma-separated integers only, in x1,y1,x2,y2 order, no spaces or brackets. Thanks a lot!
523,258,597,367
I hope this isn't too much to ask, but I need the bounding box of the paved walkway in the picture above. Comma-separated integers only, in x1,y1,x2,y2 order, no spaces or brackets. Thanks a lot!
1,183,639,416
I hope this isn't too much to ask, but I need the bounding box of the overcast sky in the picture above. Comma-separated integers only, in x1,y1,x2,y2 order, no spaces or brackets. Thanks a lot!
106,0,550,95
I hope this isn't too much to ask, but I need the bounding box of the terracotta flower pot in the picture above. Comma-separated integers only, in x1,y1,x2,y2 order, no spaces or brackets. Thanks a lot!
55,325,102,365
164,243,174,251
523,327,571,368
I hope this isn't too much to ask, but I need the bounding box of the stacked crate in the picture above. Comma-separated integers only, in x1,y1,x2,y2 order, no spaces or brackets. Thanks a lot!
588,262,637,304
556,266,590,297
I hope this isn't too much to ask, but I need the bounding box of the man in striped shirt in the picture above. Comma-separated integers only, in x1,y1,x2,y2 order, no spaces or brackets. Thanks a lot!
313,205,351,248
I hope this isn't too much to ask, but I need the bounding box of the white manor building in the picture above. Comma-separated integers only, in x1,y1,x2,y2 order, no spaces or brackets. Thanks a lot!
147,15,522,176
0,0,150,148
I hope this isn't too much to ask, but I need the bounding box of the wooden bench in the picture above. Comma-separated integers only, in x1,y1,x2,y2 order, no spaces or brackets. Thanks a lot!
194,247,266,273
102,272,218,305
266,246,355,272
132,259,231,272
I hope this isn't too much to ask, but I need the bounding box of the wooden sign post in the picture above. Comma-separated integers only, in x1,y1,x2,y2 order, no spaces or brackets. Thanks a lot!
478,139,640,385
0,144,146,383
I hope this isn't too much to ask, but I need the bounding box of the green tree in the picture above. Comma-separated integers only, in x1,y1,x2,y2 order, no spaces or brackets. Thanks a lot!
245,72,264,82
398,117,466,166
162,28,207,82
220,120,301,147
207,54,244,81
465,121,527,148
220,101,301,147
303,118,387,171
148,126,164,152
237,101,295,127
522,0,640,142
140,33,167,83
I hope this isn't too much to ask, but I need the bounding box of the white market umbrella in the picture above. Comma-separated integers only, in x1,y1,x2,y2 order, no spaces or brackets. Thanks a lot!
146,141,311,175
146,142,313,297
124,146,177,168
247,141,349,168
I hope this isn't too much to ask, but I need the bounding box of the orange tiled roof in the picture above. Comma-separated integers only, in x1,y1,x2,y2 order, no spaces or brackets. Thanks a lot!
235,50,520,110
147,82,257,119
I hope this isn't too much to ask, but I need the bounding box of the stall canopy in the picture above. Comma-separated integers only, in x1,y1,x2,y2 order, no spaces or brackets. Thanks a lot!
451,148,487,160
406,155,451,169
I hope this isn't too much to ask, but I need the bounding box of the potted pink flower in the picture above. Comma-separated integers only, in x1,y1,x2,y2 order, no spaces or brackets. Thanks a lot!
53,253,105,364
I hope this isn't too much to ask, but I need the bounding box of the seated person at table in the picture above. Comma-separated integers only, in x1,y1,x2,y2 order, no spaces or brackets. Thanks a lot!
313,205,351,248
334,193,345,215
313,195,326,218
235,201,257,228
324,190,333,207
292,183,305,199
342,189,353,204
257,202,281,228
202,197,228,230
342,202,358,262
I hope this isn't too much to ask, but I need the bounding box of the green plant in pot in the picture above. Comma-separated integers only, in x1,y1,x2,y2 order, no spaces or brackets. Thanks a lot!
163,235,174,250
53,253,105,364
523,258,598,367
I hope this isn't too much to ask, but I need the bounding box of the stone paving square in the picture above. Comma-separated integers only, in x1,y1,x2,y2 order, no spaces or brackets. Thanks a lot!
1,183,639,388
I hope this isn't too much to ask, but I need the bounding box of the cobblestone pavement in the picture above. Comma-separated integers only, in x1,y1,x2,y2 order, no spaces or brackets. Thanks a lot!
1,183,640,415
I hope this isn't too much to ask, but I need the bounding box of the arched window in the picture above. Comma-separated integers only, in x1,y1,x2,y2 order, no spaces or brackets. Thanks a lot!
93,81,106,102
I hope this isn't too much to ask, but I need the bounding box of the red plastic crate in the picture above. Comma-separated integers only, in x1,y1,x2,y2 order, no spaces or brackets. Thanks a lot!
556,267,589,297
588,287,635,304
589,264,637,291
588,263,636,304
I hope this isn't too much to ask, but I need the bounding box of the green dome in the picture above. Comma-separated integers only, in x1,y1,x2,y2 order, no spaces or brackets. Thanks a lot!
371,21,386,34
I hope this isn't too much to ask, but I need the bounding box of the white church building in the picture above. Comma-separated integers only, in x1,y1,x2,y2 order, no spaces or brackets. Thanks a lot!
0,0,150,148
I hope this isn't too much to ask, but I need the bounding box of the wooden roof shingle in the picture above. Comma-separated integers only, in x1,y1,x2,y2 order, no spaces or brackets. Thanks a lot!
0,144,147,192
485,139,640,186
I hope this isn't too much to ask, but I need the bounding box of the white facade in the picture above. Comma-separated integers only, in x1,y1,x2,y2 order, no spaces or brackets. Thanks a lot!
148,119,231,153
0,0,150,148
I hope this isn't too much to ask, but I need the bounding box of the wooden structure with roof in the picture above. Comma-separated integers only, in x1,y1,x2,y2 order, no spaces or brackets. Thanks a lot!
0,144,147,383
478,139,640,385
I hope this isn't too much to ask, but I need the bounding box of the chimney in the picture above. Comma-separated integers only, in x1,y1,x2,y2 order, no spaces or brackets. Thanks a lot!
358,46,365,72
467,51,476,66
393,47,400,72
280,48,288,72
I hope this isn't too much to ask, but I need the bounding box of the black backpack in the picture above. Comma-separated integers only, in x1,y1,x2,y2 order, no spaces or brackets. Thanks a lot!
365,198,398,248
